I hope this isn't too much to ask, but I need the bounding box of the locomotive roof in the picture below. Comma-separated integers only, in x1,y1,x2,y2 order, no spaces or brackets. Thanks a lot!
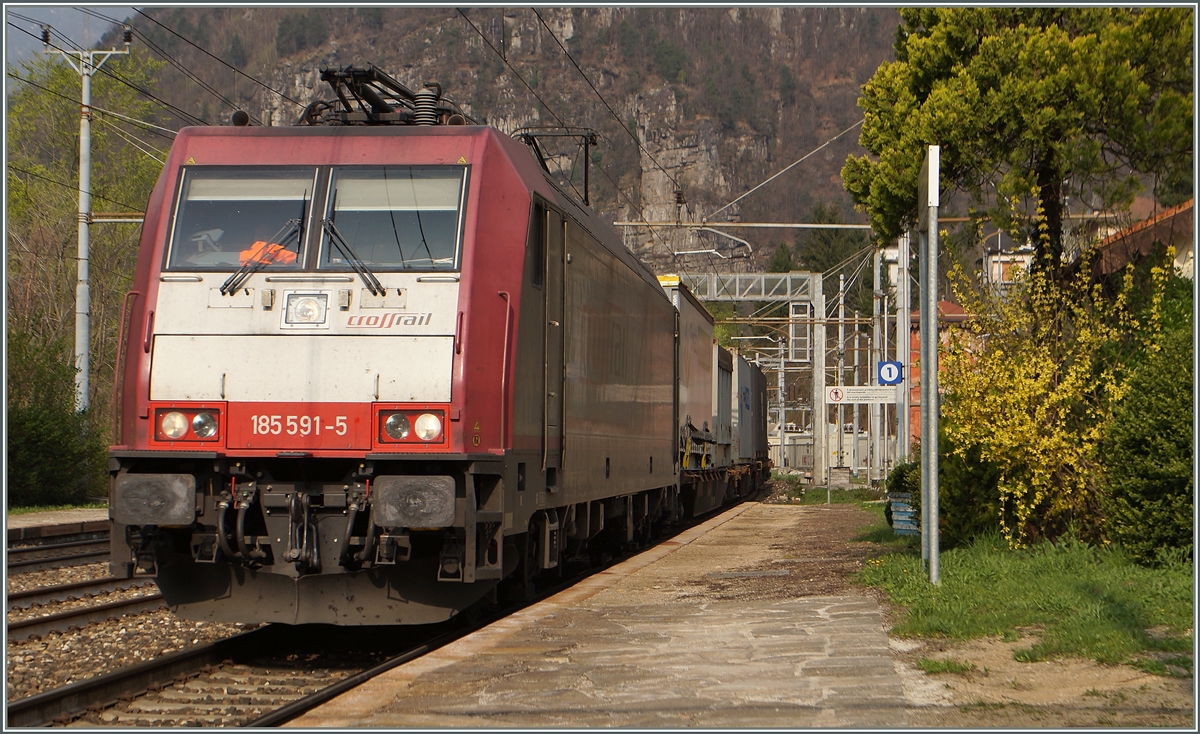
168,124,667,299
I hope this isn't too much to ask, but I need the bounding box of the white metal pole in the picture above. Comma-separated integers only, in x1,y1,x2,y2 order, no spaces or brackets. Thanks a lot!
813,283,826,487
882,294,890,476
917,145,941,585
852,315,860,474
837,274,845,470
45,27,129,412
896,233,910,462
74,54,94,411
925,194,941,586
777,340,785,468
871,249,882,482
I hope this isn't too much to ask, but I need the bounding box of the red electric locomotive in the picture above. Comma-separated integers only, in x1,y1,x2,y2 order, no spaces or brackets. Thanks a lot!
109,66,768,625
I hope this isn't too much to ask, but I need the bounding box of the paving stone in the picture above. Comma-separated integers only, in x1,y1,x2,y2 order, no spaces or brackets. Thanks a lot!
286,503,908,728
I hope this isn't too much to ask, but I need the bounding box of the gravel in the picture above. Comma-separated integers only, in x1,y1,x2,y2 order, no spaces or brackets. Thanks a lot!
6,562,113,594
6,610,252,701
7,584,160,624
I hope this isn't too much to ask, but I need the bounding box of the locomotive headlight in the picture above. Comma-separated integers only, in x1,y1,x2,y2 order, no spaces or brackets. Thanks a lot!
383,413,411,440
414,413,442,441
284,293,328,325
192,412,218,439
161,411,188,439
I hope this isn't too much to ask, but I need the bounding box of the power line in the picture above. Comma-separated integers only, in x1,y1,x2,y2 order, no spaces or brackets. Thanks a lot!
132,8,304,109
456,9,565,126
7,71,178,140
73,7,258,124
95,116,166,164
7,164,144,212
708,119,865,221
457,8,676,255
530,8,683,194
7,21,209,126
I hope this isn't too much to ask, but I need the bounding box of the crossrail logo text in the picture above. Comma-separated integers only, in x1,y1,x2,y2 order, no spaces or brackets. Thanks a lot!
346,312,433,328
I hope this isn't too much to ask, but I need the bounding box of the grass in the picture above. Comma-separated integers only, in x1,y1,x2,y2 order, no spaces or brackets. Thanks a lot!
7,501,107,515
917,657,978,675
855,531,1194,670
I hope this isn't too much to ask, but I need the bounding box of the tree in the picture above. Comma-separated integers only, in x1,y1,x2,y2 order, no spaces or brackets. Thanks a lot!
767,242,793,272
793,202,873,314
842,8,1193,274
7,53,165,504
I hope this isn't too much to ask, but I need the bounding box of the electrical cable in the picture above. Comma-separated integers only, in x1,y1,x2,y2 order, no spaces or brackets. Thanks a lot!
7,71,178,140
95,115,166,164
8,164,145,211
127,8,304,108
708,119,865,221
9,21,209,126
530,8,683,194
72,7,261,125
459,8,672,253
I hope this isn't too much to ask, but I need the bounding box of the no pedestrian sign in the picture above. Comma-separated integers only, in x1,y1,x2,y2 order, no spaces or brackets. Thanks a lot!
826,386,897,404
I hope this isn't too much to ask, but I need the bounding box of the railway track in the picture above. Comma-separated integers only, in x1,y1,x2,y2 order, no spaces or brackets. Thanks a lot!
6,576,153,613
7,588,166,642
7,534,111,574
7,612,477,727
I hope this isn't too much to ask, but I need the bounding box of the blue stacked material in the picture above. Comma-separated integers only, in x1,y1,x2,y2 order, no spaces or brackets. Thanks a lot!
887,492,919,536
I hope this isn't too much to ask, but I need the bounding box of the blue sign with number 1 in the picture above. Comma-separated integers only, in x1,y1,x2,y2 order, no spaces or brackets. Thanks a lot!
878,361,903,385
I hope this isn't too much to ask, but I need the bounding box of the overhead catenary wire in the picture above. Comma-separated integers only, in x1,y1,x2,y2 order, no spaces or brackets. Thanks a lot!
69,8,245,124
129,7,303,109
7,21,209,126
457,7,674,254
7,71,178,140
8,164,145,212
707,119,865,221
95,115,166,164
530,8,684,195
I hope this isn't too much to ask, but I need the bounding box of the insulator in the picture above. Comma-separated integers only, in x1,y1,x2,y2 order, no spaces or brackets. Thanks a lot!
123,27,133,45
41,26,50,46
413,84,440,126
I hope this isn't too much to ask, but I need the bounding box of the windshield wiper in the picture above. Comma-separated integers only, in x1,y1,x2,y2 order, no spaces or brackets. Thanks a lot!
322,218,384,296
220,192,309,295
220,219,302,295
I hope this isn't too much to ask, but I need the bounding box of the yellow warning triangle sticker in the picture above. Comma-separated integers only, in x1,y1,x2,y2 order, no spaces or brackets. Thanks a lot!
457,156,467,164
185,156,196,164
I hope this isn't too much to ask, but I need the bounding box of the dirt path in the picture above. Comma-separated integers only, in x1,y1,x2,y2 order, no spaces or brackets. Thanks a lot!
736,487,1195,728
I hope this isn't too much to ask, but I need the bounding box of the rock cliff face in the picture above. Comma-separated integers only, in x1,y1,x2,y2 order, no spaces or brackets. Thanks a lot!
136,6,899,269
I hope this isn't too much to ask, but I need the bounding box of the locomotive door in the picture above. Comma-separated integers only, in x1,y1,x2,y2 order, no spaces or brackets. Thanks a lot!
543,209,565,486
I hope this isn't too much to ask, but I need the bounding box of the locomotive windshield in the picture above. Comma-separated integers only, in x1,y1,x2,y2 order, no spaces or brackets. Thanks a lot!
320,166,466,271
166,167,316,270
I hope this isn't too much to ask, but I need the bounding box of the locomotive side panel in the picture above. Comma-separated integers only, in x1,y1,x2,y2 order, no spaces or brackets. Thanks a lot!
561,220,676,501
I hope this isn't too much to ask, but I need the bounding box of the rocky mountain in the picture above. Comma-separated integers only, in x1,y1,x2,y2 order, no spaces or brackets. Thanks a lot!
126,6,900,270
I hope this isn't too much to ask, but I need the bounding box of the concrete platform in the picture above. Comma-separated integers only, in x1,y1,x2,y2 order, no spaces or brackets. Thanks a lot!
6,508,109,542
288,502,907,728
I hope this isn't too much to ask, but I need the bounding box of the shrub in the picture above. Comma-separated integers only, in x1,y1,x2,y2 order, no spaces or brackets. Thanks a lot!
883,426,1003,549
6,330,106,507
1100,282,1193,564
